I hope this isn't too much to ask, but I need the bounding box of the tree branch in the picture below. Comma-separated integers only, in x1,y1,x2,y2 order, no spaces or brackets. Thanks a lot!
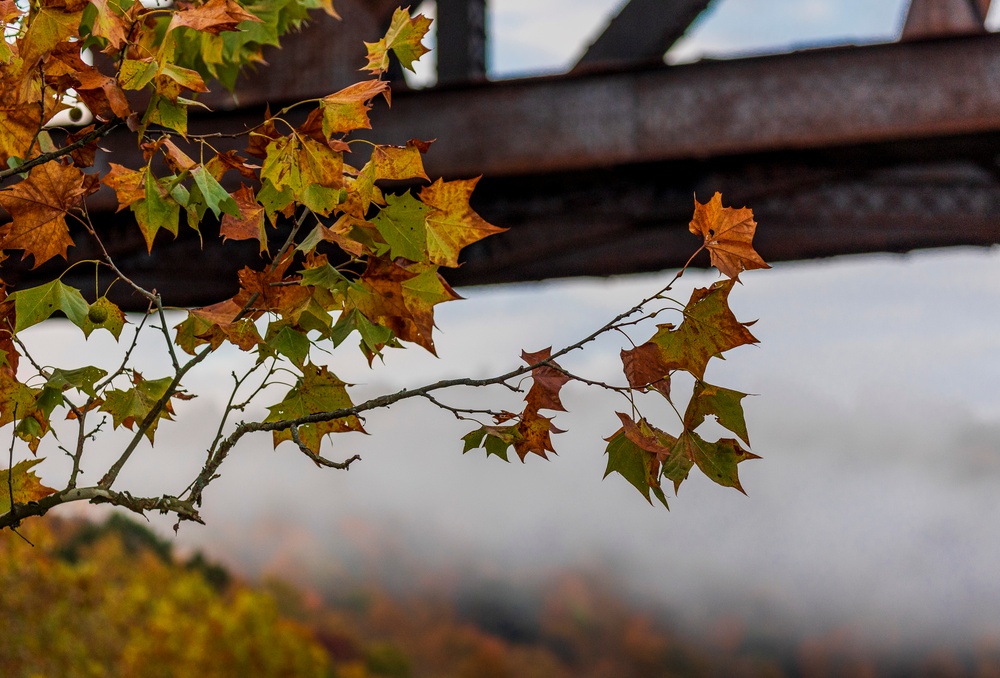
0,120,121,182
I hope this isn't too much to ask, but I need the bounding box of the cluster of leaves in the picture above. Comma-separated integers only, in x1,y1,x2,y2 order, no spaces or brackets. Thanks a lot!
0,0,769,532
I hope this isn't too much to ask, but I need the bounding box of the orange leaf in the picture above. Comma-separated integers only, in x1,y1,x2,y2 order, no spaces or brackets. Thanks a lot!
0,162,90,266
521,347,569,413
168,0,262,35
689,192,770,279
0,458,55,513
220,185,267,253
419,177,506,268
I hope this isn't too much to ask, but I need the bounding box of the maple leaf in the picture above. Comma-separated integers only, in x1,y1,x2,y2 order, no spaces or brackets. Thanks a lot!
684,380,750,446
462,425,519,463
174,298,242,354
0,371,38,428
9,279,88,333
628,278,758,383
669,430,758,494
371,141,429,182
0,162,90,267
311,79,391,137
420,177,506,268
372,191,428,262
264,364,365,453
345,258,459,356
0,458,56,514
689,192,770,280
86,0,130,51
513,408,562,461
102,163,145,209
603,428,669,509
521,347,569,412
620,342,671,397
18,0,85,70
99,373,180,442
82,297,126,340
220,185,267,253
364,7,431,74
168,0,262,35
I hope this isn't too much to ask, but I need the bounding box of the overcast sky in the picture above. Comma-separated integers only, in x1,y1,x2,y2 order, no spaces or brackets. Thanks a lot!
24,0,1000,651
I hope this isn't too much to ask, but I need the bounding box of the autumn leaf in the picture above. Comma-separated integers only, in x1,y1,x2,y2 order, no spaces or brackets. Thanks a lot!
102,163,145,209
371,141,429,182
521,347,569,413
220,185,267,253
420,178,506,268
627,278,758,383
264,364,365,453
364,7,431,74
620,342,671,396
345,258,460,355
46,366,108,398
513,408,562,461
689,192,770,280
0,458,56,514
86,0,129,51
0,163,90,267
167,0,262,35
313,79,391,137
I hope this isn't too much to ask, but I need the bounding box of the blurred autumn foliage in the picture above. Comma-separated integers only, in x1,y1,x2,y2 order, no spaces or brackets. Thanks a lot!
5,514,1000,677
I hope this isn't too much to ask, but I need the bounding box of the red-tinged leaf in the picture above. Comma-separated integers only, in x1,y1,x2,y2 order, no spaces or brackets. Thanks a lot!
66,125,99,167
71,66,131,119
0,458,55,513
173,298,242,354
245,111,280,159
620,342,671,397
420,177,506,268
513,407,562,461
159,139,197,173
220,185,267,253
689,192,770,280
264,364,365,453
364,7,431,74
167,0,262,35
0,163,90,267
684,380,750,446
603,429,669,509
521,347,569,413
646,278,758,380
615,412,676,461
345,258,460,355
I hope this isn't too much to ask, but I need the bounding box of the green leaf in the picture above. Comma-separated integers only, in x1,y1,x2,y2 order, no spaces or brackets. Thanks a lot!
603,429,669,509
364,7,431,74
82,297,126,340
47,366,109,398
133,171,180,252
299,262,348,293
99,374,177,442
191,165,240,219
670,430,757,494
265,322,311,368
372,192,428,262
11,280,89,333
264,364,364,453
119,59,159,90
461,425,516,463
684,381,750,445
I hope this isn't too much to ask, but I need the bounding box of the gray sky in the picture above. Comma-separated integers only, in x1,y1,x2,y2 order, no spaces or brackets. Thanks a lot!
23,0,1000,651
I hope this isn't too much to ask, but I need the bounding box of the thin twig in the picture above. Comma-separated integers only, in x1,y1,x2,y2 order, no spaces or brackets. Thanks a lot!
0,121,120,182
289,425,361,470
